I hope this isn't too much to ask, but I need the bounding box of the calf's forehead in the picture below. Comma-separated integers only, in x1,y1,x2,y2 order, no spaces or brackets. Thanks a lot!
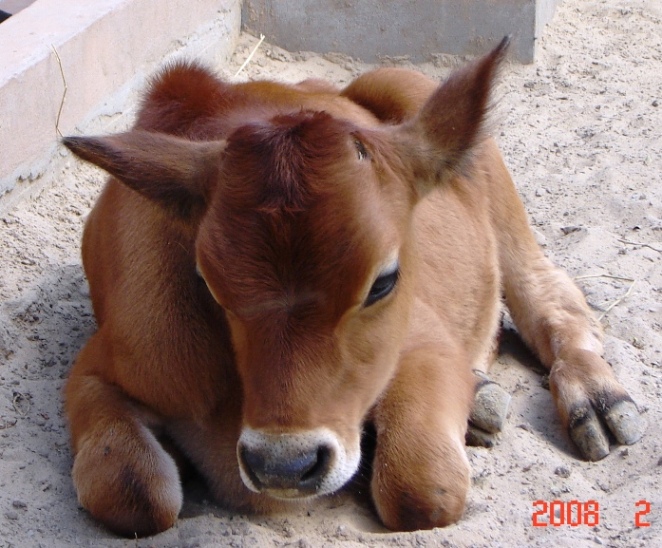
200,177,398,320
196,114,402,319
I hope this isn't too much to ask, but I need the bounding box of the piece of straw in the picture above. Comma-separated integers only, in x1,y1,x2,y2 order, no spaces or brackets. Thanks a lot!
234,34,265,78
51,45,67,138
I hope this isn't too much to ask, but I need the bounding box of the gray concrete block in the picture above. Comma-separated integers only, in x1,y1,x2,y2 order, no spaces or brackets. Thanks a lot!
243,0,562,64
0,0,241,211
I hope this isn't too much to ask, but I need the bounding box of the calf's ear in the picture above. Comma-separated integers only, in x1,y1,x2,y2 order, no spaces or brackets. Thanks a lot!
401,36,510,196
63,130,225,219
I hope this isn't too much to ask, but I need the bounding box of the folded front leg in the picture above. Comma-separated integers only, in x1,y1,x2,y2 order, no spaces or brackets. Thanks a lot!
370,341,474,531
65,332,183,537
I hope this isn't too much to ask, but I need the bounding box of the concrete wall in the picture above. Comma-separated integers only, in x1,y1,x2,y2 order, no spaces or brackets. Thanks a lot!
242,0,562,64
0,0,241,211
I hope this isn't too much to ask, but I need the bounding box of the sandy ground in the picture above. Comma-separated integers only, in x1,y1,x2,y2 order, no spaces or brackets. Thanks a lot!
1,0,661,546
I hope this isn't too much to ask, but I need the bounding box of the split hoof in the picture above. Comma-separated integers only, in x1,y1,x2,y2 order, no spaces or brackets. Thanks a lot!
568,397,644,461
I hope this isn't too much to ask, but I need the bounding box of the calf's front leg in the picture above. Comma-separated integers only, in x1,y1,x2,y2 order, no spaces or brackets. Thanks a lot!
502,255,644,459
65,332,183,537
505,257,644,460
370,339,474,531
486,144,645,459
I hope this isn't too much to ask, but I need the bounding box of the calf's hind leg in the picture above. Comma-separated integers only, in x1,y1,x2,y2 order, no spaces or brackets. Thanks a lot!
370,337,474,531
65,332,183,537
487,144,645,460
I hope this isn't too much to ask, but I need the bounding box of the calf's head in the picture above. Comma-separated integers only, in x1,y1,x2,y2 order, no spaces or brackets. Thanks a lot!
64,38,507,501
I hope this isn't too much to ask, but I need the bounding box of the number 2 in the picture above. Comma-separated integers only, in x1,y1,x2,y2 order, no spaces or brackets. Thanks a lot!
635,500,651,527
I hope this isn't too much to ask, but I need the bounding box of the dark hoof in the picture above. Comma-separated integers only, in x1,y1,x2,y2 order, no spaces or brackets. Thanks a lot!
568,405,610,461
568,396,644,461
466,425,496,448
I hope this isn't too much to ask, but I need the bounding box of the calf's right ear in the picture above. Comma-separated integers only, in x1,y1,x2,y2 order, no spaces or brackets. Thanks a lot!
63,130,225,220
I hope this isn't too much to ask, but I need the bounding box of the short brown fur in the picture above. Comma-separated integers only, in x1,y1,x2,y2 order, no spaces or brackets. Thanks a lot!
63,39,642,537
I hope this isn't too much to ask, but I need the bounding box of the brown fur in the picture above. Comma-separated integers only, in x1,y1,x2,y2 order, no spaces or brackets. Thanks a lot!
63,38,642,537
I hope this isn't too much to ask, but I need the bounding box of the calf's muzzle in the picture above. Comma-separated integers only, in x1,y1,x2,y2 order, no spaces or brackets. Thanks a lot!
237,427,355,499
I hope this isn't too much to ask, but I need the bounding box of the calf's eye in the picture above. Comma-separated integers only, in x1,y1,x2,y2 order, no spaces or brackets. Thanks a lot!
354,139,368,161
365,264,399,307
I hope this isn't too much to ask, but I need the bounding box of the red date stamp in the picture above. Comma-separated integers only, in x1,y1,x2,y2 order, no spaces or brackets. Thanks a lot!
532,500,652,527
532,500,600,527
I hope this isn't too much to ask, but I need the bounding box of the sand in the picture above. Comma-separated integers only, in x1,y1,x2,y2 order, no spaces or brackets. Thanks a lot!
0,0,660,546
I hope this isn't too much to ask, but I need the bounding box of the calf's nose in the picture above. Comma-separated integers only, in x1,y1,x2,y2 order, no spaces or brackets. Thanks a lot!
239,442,332,495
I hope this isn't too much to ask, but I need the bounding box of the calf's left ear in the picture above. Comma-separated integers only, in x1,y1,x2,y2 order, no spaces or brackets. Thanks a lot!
401,36,509,196
63,130,225,219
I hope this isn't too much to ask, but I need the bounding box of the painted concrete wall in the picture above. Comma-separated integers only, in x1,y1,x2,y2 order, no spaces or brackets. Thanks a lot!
243,0,562,64
0,0,241,210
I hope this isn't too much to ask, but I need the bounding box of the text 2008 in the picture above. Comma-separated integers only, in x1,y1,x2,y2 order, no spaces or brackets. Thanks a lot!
532,500,652,527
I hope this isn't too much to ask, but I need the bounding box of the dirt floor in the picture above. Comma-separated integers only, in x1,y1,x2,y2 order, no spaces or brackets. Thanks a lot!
0,0,661,546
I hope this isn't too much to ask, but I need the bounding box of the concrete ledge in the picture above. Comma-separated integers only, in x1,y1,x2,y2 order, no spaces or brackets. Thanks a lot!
0,0,240,211
243,0,561,65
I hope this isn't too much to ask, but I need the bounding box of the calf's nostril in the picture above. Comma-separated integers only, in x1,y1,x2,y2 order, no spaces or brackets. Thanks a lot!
240,445,267,489
300,445,330,484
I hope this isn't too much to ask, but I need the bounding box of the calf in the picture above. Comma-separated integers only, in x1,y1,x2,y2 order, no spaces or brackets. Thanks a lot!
63,38,643,537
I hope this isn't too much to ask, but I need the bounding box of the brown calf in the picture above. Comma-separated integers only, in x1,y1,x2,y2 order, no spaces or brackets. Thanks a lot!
63,38,643,537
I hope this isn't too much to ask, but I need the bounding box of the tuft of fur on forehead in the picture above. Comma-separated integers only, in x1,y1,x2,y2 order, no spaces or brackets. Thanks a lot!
221,110,359,215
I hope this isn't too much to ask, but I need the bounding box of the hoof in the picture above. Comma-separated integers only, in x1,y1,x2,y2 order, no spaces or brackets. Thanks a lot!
470,372,511,434
605,399,645,446
465,425,496,448
568,405,610,461
566,395,644,461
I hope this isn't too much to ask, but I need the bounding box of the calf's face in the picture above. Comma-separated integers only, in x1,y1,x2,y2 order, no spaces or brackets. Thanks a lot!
195,113,417,498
